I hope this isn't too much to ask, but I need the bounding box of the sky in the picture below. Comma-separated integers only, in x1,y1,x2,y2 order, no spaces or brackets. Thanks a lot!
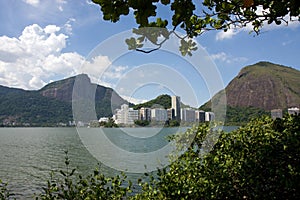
0,0,299,107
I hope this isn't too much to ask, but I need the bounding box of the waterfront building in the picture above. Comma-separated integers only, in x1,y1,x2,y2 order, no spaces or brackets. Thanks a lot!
139,107,151,121
181,108,196,122
288,107,300,115
271,109,283,119
115,104,138,125
167,108,175,120
171,96,181,120
205,112,215,122
151,108,168,122
195,110,205,122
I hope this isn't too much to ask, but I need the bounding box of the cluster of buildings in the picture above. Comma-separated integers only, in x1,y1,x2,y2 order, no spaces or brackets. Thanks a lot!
271,107,300,119
111,96,215,125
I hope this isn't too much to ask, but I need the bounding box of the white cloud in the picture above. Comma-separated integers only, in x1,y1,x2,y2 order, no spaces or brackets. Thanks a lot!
63,18,76,35
210,52,248,64
86,0,95,6
216,29,240,41
0,24,84,90
0,23,142,91
81,55,129,88
23,0,40,6
120,95,147,105
44,25,61,34
56,0,67,11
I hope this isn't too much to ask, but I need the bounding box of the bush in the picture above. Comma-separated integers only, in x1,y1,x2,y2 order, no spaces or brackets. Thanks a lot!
135,115,300,199
0,179,13,200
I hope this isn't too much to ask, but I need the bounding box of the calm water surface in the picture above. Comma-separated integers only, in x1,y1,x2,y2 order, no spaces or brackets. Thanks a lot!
0,126,238,199
0,127,181,199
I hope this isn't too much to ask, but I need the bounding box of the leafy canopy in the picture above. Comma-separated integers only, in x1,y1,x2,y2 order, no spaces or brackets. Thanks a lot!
92,0,300,55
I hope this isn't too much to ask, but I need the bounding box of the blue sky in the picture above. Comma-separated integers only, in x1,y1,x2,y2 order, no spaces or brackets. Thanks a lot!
0,0,299,107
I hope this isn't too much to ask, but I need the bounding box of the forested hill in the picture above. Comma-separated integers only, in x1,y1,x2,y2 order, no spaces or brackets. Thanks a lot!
132,94,171,110
0,74,128,126
202,61,300,111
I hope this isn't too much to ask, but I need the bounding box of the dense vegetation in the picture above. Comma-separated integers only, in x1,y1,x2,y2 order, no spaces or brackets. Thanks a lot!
224,106,270,125
132,94,171,110
1,114,299,199
0,90,73,127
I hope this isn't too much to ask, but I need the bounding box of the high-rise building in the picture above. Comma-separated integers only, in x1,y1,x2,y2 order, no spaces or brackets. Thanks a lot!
171,96,181,120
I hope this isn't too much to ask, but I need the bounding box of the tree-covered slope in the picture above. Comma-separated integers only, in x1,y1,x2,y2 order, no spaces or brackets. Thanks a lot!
132,94,171,110
0,74,128,126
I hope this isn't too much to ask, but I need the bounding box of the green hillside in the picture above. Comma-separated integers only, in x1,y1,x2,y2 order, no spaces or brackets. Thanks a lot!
0,74,128,126
132,94,171,110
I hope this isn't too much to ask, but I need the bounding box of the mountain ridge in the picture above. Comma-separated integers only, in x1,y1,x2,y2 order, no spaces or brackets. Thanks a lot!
201,61,300,111
0,74,128,126
0,61,299,126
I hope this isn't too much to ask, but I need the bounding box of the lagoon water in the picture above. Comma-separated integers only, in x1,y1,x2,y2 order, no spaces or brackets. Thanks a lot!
0,126,238,199
0,127,185,199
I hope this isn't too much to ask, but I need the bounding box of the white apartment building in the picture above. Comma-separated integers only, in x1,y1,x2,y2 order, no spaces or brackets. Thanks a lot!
205,112,215,122
115,104,138,125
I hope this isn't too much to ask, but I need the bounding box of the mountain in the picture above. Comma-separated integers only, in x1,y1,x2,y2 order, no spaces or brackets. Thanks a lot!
201,61,300,124
0,74,128,126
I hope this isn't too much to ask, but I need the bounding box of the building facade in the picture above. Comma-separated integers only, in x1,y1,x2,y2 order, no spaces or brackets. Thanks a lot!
139,107,151,121
195,110,205,122
171,96,181,120
181,108,196,122
115,104,138,125
151,108,168,122
205,112,215,122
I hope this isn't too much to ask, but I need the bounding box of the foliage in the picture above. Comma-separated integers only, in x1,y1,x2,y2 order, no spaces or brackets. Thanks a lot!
135,114,300,199
132,94,171,110
100,118,119,128
134,119,150,127
164,119,180,127
199,104,270,126
37,151,132,200
92,0,300,55
0,179,14,200
0,91,73,127
225,106,269,125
